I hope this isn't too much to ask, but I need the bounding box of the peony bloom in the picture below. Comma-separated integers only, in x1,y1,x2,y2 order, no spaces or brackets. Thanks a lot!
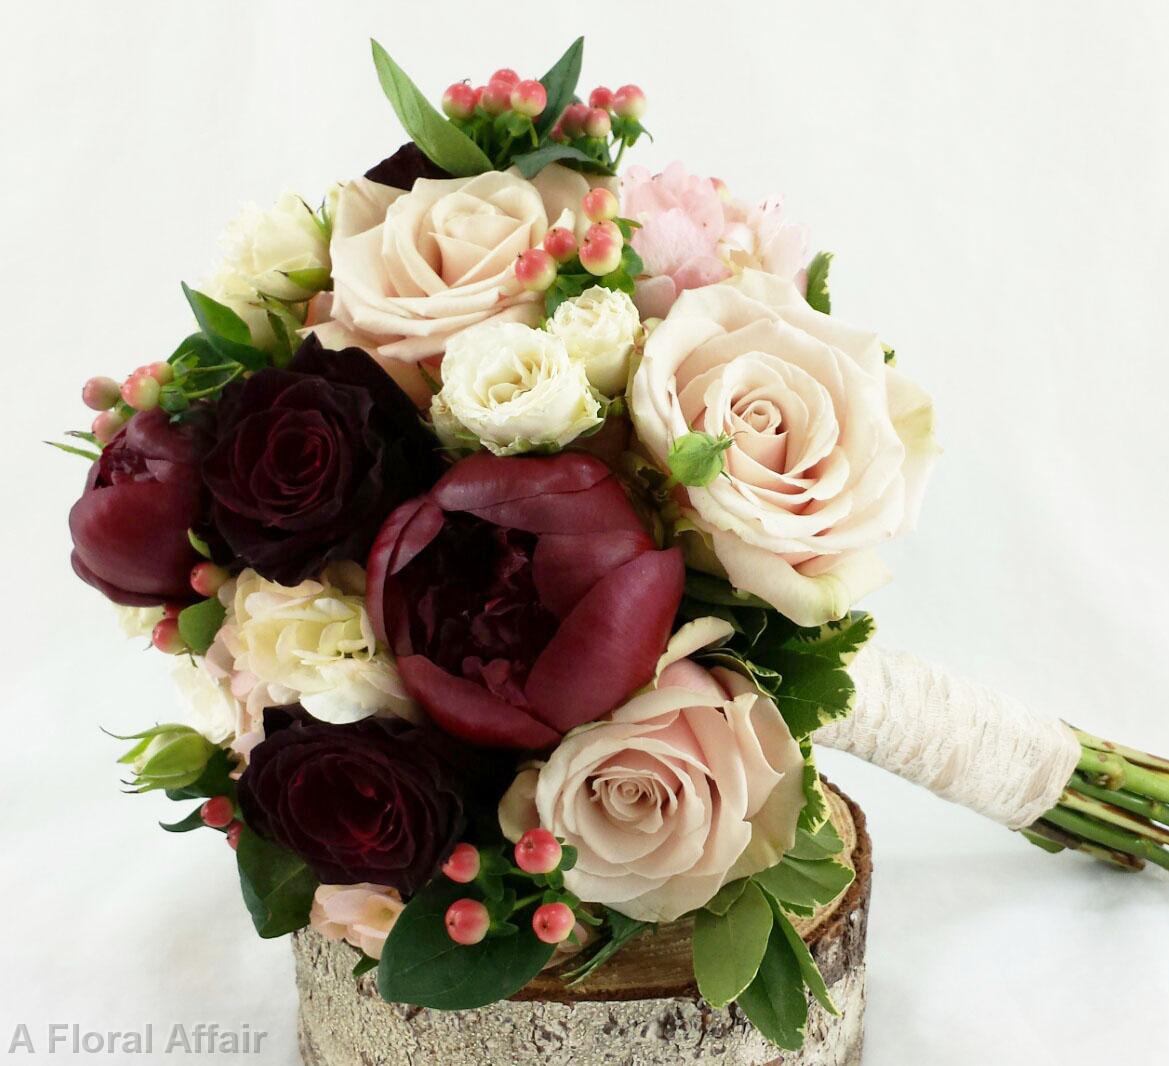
209,562,418,727
365,452,685,750
545,286,641,396
430,322,602,456
203,335,441,586
363,141,451,190
237,707,465,891
631,270,939,627
310,883,405,961
69,407,210,606
499,618,806,922
620,163,809,319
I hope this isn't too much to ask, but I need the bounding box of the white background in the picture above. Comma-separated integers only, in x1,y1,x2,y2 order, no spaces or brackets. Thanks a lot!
2,1,1167,1063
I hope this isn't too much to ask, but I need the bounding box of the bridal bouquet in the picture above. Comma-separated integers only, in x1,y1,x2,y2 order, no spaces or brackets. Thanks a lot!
58,38,1168,1055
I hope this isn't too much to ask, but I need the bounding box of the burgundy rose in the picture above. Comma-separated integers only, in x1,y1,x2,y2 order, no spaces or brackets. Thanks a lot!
365,141,451,189
237,708,465,892
203,335,441,585
69,407,209,606
366,453,685,750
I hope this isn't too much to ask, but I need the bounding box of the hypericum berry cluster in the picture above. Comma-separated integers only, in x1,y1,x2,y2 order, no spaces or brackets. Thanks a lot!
443,68,549,169
147,561,230,657
82,362,176,443
200,795,244,849
513,189,644,316
441,830,587,947
550,84,648,171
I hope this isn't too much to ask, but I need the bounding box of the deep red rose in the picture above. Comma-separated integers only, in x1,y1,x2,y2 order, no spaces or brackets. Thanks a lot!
364,142,451,189
203,335,441,585
69,407,210,606
237,708,465,893
366,453,685,750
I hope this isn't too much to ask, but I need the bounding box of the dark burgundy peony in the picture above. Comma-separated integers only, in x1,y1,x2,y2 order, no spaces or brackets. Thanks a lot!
69,407,210,606
364,141,451,189
203,335,441,586
366,453,686,750
237,708,465,892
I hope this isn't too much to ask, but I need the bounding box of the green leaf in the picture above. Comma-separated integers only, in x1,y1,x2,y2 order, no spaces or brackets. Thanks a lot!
513,143,612,179
177,597,226,656
180,284,268,370
692,880,773,1008
772,903,836,1015
187,529,213,560
235,828,317,938
620,243,644,278
164,749,236,801
798,742,829,833
754,855,854,912
378,878,554,1009
563,909,652,987
370,40,492,177
46,440,101,461
283,267,331,291
159,806,207,833
789,819,844,862
736,924,808,1051
353,954,378,978
683,574,773,610
535,37,584,137
703,877,749,917
805,251,833,315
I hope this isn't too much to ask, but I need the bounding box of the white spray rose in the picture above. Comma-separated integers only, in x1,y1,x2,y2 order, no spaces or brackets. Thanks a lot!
113,604,164,639
220,191,331,302
546,286,641,396
431,322,602,456
171,656,241,746
201,264,278,350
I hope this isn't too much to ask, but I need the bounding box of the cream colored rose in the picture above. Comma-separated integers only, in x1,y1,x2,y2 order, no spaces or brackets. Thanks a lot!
202,264,278,350
212,562,418,726
220,191,331,302
546,286,641,396
171,656,241,746
499,619,805,922
631,269,939,627
309,883,404,961
113,604,164,639
324,165,598,373
431,322,602,456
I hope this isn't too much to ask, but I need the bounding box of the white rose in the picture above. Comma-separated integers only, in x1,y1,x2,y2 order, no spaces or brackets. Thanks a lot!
201,264,277,350
113,604,164,639
324,165,598,367
213,562,418,726
546,286,641,396
171,656,242,746
220,191,331,301
631,269,939,627
431,322,602,456
499,619,805,922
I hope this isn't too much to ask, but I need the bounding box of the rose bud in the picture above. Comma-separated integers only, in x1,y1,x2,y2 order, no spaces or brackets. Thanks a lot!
560,102,590,138
442,843,482,884
366,453,685,749
582,188,619,224
579,230,623,276
200,795,235,830
532,902,576,945
445,899,490,945
82,376,121,412
442,82,478,121
237,708,466,892
588,86,614,111
203,336,440,586
490,68,520,87
70,407,210,605
583,108,612,139
514,248,557,293
480,79,513,116
189,561,229,597
117,724,215,794
121,371,161,412
150,616,187,655
543,227,578,264
90,408,127,445
612,84,647,119
515,827,562,874
510,79,547,118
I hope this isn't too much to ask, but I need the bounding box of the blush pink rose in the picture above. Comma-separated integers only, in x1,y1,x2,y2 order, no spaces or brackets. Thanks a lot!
309,883,404,961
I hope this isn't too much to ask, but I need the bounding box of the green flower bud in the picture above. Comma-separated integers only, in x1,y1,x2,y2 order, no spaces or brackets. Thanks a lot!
666,431,734,488
116,724,215,793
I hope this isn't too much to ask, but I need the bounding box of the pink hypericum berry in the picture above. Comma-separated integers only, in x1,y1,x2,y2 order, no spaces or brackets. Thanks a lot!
612,84,647,120
442,843,482,884
82,375,121,412
580,232,623,277
543,227,578,264
490,68,520,87
445,899,490,945
582,187,620,223
190,561,229,598
515,248,558,293
587,220,623,246
515,828,563,875
510,79,547,118
163,603,183,620
550,122,568,143
442,82,478,120
91,409,126,444
560,102,590,137
589,86,614,111
121,371,161,412
141,361,175,385
480,80,513,116
200,796,235,829
151,617,187,655
532,902,576,945
226,821,244,851
583,108,612,139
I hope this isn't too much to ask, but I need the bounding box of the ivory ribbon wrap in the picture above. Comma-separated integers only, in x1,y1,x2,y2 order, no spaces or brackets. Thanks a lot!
815,644,1081,829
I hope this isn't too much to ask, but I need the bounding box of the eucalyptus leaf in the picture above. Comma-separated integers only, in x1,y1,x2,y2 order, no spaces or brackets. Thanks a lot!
805,251,834,315
736,925,808,1051
370,40,492,177
235,828,317,939
535,37,584,137
753,855,854,912
692,880,773,1008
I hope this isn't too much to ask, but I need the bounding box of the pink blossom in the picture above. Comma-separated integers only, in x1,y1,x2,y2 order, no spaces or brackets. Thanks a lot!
310,883,405,961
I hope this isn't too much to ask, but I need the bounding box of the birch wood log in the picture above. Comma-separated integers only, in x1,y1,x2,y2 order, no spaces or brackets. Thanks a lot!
293,782,871,1066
